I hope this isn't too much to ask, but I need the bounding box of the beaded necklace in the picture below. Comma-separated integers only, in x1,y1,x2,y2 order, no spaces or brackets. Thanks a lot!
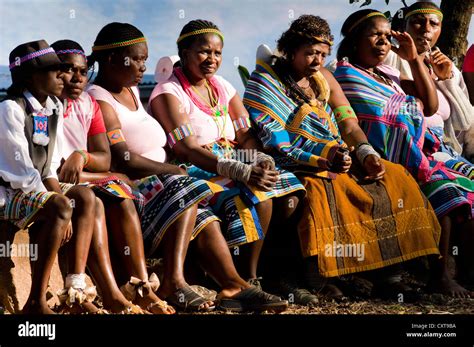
188,79,232,158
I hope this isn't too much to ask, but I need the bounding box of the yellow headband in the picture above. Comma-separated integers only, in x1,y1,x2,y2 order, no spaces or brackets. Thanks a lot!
348,12,387,33
92,37,147,52
313,36,334,46
291,31,334,46
176,28,224,44
405,8,443,21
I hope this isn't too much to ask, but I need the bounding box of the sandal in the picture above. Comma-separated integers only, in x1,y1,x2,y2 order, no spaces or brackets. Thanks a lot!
189,285,218,302
165,285,215,312
276,278,319,307
217,285,288,313
56,286,99,314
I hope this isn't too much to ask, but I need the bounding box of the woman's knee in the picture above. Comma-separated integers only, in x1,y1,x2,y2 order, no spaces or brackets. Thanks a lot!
257,199,273,210
66,186,96,208
279,195,300,219
95,197,105,219
116,198,139,219
44,194,72,221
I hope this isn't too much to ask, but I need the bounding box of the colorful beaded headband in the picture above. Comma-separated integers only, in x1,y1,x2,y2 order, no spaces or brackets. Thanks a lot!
405,8,443,21
348,12,387,33
176,29,224,44
9,47,56,70
55,49,87,60
92,37,147,52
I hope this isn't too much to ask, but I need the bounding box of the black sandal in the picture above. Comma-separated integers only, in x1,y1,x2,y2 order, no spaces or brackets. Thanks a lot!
217,286,288,313
164,285,215,312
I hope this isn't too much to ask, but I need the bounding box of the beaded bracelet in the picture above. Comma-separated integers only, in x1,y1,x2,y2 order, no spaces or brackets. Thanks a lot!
232,116,252,132
75,149,90,168
333,105,357,124
167,124,195,148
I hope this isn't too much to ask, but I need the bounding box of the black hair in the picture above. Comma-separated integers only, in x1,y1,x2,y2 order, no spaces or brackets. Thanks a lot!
177,19,222,59
87,22,145,68
337,9,388,61
391,7,406,32
277,14,334,58
51,39,85,54
270,15,332,105
6,83,24,98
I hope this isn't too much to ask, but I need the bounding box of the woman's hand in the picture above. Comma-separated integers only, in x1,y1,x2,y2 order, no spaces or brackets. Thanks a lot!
430,48,453,81
330,147,353,173
248,166,279,191
62,221,73,246
363,155,385,181
59,152,84,184
391,30,418,62
256,152,276,171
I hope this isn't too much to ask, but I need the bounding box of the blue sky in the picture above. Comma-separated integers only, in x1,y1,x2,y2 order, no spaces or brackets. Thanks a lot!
1,0,473,93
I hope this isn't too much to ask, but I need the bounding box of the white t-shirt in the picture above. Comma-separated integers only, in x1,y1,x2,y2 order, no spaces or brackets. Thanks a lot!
87,85,168,163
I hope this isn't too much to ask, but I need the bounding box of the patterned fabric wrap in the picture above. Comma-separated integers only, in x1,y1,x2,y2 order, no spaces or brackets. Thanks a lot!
298,160,441,277
83,176,145,216
334,60,474,218
178,140,305,247
243,60,345,180
0,190,57,229
134,174,217,256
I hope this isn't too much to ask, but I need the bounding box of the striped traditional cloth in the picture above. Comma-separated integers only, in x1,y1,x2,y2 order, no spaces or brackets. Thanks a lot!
135,174,217,256
0,190,57,229
243,58,441,277
243,60,344,180
333,60,437,183
83,176,145,216
334,60,474,219
179,140,305,247
445,159,474,180
0,182,77,230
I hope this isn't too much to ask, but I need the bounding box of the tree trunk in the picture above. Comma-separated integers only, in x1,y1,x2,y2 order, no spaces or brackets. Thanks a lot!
437,0,474,68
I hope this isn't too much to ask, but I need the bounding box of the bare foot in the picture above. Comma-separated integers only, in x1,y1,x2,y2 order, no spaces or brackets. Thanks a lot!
103,297,138,314
22,300,55,314
429,277,473,298
134,289,176,314
219,281,251,299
